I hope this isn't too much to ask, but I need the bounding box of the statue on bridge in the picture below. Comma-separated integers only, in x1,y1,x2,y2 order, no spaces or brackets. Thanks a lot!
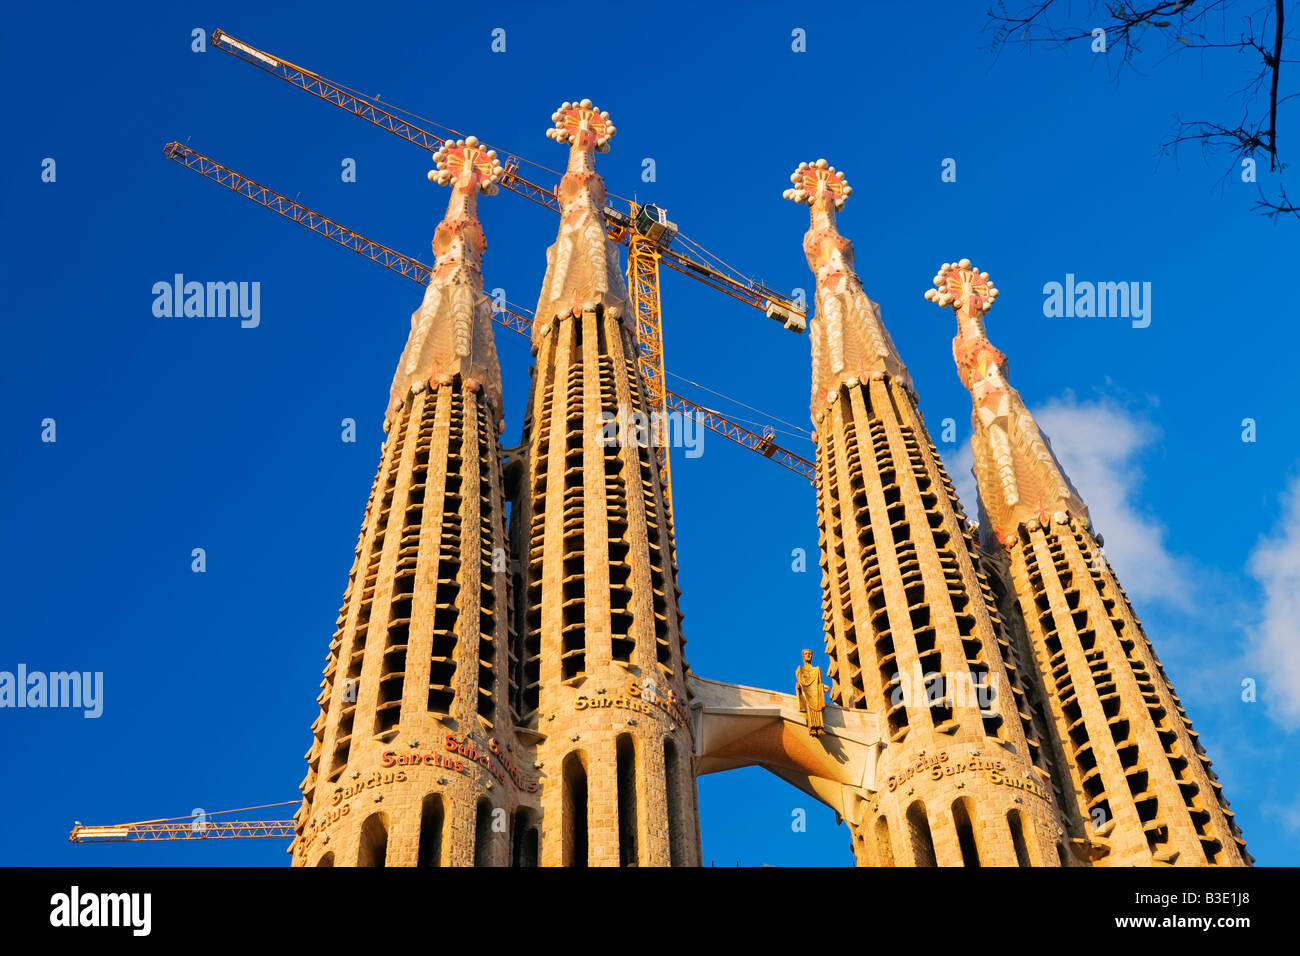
796,649,830,737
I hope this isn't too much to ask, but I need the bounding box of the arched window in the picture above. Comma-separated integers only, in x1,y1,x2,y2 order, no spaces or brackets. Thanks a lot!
562,751,588,867
617,734,639,867
663,739,684,866
357,812,388,868
512,808,539,867
1007,809,1032,867
474,800,495,867
905,801,936,867
874,816,895,866
418,793,444,867
952,797,982,867
316,851,334,867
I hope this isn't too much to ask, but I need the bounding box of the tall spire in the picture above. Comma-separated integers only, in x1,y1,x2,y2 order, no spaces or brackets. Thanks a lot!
784,160,910,422
926,259,1087,547
928,261,1251,867
507,99,699,866
534,99,629,343
295,135,526,868
386,137,504,423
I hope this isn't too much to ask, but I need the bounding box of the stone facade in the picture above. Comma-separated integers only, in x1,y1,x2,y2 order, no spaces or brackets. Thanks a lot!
510,304,698,866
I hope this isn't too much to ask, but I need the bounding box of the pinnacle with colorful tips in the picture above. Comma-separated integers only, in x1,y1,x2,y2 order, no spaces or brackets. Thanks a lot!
533,99,628,340
785,160,911,422
387,137,505,424
926,259,1087,546
545,98,616,162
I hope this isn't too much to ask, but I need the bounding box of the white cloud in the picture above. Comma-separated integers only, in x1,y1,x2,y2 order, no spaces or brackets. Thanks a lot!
1032,396,1188,607
1245,473,1300,730
948,441,978,526
941,394,1300,844
945,394,1187,607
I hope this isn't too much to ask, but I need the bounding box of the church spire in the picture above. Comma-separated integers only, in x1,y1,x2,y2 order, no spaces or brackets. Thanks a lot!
784,160,910,423
925,259,1087,546
533,99,629,344
386,136,504,424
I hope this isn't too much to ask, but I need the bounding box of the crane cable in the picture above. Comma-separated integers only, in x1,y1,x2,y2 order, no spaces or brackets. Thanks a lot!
120,800,299,826
666,371,813,443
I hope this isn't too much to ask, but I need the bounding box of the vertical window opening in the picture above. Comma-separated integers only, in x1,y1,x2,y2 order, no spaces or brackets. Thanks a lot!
357,812,388,868
418,794,444,868
906,801,936,867
952,797,981,867
663,738,683,866
1007,809,1032,867
617,734,639,866
474,800,495,867
563,751,588,867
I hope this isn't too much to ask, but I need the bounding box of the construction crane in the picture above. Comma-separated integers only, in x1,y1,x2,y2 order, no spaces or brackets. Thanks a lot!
207,28,809,499
161,142,816,482
69,803,297,843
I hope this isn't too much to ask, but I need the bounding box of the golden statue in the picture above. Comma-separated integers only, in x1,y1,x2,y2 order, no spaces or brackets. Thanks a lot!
796,648,830,737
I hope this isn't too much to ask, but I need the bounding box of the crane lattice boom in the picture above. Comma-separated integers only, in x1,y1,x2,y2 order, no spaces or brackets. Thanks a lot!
70,820,294,842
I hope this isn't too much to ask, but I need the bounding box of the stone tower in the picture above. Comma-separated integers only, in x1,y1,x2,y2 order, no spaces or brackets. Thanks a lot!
509,100,700,867
290,138,541,867
786,162,1069,866
926,259,1251,866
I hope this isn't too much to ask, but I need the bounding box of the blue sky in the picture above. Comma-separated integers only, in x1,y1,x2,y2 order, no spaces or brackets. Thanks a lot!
2,1,1296,866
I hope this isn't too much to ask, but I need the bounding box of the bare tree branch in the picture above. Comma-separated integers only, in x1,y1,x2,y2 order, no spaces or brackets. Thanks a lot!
987,0,1297,221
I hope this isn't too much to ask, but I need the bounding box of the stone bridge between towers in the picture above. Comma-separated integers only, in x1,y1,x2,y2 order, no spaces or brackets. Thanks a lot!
687,674,883,826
